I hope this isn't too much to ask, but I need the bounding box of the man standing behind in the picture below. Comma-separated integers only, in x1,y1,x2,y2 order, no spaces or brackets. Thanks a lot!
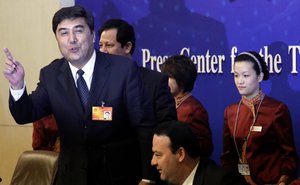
151,121,246,185
98,19,177,124
3,6,155,185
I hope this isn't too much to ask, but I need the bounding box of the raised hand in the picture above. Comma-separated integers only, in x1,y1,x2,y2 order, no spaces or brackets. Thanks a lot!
3,48,25,89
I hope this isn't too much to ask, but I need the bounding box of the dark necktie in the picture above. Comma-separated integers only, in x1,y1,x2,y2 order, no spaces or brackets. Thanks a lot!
76,69,89,108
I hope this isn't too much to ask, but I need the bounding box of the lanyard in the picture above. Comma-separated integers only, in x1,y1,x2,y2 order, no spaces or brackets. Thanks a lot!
233,95,264,163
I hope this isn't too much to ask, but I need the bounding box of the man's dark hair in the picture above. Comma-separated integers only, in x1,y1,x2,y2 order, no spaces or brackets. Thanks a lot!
161,55,197,93
52,6,94,34
98,19,136,55
154,121,201,159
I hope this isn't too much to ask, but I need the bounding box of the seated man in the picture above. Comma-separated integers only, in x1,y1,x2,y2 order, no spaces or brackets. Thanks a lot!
32,114,60,152
151,120,246,185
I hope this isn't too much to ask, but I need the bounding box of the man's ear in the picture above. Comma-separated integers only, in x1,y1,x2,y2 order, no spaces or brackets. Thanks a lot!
258,72,264,82
177,147,186,162
92,31,96,43
124,42,133,55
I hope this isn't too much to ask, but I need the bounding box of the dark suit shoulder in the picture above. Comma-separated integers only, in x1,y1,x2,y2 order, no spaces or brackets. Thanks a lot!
41,58,64,69
140,67,167,78
39,58,68,75
139,67,168,83
195,158,246,185
97,51,136,68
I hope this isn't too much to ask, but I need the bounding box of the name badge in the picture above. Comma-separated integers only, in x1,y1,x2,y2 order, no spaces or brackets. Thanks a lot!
238,163,250,175
92,106,113,121
251,126,262,132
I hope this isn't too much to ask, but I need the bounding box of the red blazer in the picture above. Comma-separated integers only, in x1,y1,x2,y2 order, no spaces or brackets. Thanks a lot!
177,95,213,157
32,114,60,152
221,96,298,184
290,178,300,185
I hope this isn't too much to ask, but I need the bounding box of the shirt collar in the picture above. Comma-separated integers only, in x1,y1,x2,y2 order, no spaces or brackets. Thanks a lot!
182,161,199,185
68,50,96,89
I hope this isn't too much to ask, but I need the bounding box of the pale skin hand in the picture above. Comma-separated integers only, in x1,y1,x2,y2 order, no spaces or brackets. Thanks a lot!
3,48,25,89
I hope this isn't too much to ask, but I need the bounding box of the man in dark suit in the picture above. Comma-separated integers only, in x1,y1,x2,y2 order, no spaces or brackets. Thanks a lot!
98,19,177,125
3,6,155,185
151,121,246,185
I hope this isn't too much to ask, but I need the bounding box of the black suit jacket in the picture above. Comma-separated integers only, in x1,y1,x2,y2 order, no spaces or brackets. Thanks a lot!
193,158,246,185
139,67,177,124
9,51,155,185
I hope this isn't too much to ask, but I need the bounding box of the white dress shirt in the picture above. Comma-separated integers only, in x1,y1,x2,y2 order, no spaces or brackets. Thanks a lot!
182,161,200,185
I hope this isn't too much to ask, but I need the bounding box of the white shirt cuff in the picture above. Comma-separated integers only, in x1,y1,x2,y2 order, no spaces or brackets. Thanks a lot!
142,179,156,184
10,83,25,101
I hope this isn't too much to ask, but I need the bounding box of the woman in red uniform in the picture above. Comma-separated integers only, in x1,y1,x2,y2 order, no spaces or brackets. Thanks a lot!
221,51,298,184
32,114,60,152
161,55,213,157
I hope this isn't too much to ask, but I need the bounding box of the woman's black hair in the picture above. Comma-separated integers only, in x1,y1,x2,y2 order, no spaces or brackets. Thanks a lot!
234,51,269,80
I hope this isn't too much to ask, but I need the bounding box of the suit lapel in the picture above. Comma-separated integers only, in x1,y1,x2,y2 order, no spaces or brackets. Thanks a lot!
84,52,111,120
57,59,84,117
193,160,205,185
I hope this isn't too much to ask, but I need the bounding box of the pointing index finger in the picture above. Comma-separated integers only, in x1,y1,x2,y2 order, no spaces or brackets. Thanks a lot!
3,48,16,63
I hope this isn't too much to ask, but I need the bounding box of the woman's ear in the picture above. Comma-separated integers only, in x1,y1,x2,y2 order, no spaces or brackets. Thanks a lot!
258,72,264,82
